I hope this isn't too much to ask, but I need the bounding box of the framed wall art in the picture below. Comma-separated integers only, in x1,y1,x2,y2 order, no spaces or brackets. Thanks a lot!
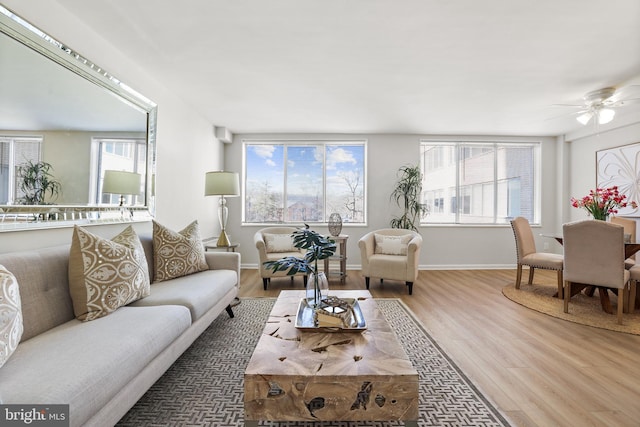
596,141,640,217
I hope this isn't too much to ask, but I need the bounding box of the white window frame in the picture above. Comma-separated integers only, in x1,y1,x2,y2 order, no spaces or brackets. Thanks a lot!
242,139,367,225
420,140,541,225
0,136,43,204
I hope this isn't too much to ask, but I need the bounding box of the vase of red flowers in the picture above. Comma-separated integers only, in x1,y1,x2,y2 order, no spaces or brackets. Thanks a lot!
570,186,637,220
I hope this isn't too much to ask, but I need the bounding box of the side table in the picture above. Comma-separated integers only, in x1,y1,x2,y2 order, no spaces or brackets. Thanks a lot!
324,234,347,284
203,237,239,252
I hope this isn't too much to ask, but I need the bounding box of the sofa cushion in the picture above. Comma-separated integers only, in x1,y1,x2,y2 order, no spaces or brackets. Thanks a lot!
0,305,191,425
0,265,23,368
69,226,151,321
129,269,238,321
263,233,296,253
152,220,208,282
0,246,74,342
374,233,413,256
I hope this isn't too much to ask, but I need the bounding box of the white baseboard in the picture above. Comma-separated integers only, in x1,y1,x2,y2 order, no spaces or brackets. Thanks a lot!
241,263,517,271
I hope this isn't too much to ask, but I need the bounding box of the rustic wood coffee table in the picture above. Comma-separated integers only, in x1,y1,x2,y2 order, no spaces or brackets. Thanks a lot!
244,290,419,426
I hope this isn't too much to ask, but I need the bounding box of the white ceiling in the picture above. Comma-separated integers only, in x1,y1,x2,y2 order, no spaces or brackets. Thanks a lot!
32,0,640,136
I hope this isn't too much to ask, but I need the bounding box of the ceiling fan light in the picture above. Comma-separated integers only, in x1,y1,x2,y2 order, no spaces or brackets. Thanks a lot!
576,112,593,125
597,108,615,124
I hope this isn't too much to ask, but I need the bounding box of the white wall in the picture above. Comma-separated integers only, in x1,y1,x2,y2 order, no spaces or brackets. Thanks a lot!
0,1,226,252
225,133,562,269
564,121,640,224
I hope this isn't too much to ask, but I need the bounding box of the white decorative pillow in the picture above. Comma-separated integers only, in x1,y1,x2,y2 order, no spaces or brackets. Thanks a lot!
0,264,23,368
263,233,296,253
374,234,413,256
152,220,209,282
69,225,151,321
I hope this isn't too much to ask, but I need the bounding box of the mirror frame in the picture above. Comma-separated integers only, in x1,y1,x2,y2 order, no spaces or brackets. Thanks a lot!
0,6,157,232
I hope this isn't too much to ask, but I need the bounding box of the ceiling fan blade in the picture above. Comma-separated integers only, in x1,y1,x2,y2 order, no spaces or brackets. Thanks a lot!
608,85,640,103
551,103,582,108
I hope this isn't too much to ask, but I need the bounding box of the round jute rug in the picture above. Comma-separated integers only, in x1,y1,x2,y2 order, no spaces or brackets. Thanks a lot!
503,281,640,335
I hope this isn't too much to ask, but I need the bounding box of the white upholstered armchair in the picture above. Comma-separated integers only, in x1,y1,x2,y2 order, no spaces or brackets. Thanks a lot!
254,227,306,290
358,228,422,295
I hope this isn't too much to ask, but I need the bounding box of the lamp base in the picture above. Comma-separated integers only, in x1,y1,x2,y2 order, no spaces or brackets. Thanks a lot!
217,230,231,247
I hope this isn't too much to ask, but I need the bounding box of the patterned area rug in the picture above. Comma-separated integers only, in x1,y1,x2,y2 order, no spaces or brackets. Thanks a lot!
117,298,511,427
503,281,640,335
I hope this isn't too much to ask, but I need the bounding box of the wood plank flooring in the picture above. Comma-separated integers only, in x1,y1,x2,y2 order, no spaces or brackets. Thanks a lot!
238,268,640,427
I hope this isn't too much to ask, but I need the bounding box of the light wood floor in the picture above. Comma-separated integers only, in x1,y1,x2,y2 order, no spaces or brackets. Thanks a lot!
238,268,640,427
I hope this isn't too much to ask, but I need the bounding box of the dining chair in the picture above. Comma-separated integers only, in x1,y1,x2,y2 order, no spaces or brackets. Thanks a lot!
510,217,564,298
563,220,630,324
611,216,636,269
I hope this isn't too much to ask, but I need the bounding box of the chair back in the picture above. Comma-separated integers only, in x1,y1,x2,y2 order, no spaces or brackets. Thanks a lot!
611,216,636,259
563,220,626,289
510,217,536,262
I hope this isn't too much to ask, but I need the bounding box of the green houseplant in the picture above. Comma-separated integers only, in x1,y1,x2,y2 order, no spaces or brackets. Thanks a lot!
390,164,428,230
16,160,62,205
263,224,336,306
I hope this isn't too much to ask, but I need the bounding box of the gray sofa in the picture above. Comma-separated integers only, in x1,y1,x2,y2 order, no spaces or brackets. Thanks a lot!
0,234,239,427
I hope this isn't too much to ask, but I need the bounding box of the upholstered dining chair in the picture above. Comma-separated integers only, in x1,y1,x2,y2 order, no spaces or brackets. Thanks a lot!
563,220,630,324
611,216,636,269
358,228,422,295
510,217,564,298
254,227,306,290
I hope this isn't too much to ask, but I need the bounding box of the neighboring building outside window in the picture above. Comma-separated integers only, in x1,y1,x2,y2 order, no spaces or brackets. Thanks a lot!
91,138,146,205
243,140,366,224
421,141,539,224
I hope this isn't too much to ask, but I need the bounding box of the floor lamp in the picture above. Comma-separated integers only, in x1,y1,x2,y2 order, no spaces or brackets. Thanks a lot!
102,170,141,218
205,171,240,247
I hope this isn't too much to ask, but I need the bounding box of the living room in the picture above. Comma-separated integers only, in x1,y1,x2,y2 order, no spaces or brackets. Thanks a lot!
1,1,640,426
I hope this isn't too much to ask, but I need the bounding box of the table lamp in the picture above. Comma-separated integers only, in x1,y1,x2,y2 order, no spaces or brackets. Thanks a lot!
102,170,141,218
205,171,240,247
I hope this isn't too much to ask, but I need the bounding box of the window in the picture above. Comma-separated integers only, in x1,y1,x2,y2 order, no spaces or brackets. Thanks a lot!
91,138,146,205
421,141,539,224
0,136,42,204
243,141,366,224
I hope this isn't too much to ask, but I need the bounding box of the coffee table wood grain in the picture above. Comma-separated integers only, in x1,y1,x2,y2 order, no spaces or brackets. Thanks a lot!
244,290,419,426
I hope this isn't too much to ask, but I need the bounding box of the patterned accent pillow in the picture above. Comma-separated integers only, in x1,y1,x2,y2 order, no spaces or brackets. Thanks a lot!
69,225,151,321
0,264,23,368
263,233,296,253
374,234,413,256
152,220,208,282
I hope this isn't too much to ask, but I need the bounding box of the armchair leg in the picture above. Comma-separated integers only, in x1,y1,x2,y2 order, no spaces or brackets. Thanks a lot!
406,282,413,295
303,275,308,287
262,278,269,291
365,277,370,289
225,304,234,318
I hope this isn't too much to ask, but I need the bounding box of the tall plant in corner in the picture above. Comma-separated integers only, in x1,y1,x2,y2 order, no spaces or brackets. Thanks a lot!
390,164,428,231
16,159,62,205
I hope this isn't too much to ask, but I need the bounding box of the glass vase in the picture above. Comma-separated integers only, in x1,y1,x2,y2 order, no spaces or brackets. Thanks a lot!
306,272,328,307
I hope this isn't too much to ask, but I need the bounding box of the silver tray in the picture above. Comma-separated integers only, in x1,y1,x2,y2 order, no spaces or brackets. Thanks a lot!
294,297,367,332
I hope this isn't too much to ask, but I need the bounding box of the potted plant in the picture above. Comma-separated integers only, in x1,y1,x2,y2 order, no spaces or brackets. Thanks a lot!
16,159,62,205
390,164,428,230
263,224,336,306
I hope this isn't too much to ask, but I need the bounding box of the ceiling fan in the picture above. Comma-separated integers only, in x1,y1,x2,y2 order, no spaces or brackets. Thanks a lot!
556,85,640,126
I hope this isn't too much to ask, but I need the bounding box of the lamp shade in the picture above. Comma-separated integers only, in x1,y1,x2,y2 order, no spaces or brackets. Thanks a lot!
204,171,240,196
102,170,142,195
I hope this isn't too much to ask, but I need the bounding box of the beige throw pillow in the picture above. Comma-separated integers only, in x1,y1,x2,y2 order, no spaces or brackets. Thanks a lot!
69,225,151,321
0,265,23,368
263,233,296,253
374,233,413,256
152,220,208,282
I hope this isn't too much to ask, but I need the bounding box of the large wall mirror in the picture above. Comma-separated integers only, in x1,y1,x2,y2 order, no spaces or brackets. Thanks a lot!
0,6,157,232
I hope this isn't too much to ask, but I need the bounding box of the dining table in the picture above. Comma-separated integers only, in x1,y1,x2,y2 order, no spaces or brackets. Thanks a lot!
542,234,640,314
